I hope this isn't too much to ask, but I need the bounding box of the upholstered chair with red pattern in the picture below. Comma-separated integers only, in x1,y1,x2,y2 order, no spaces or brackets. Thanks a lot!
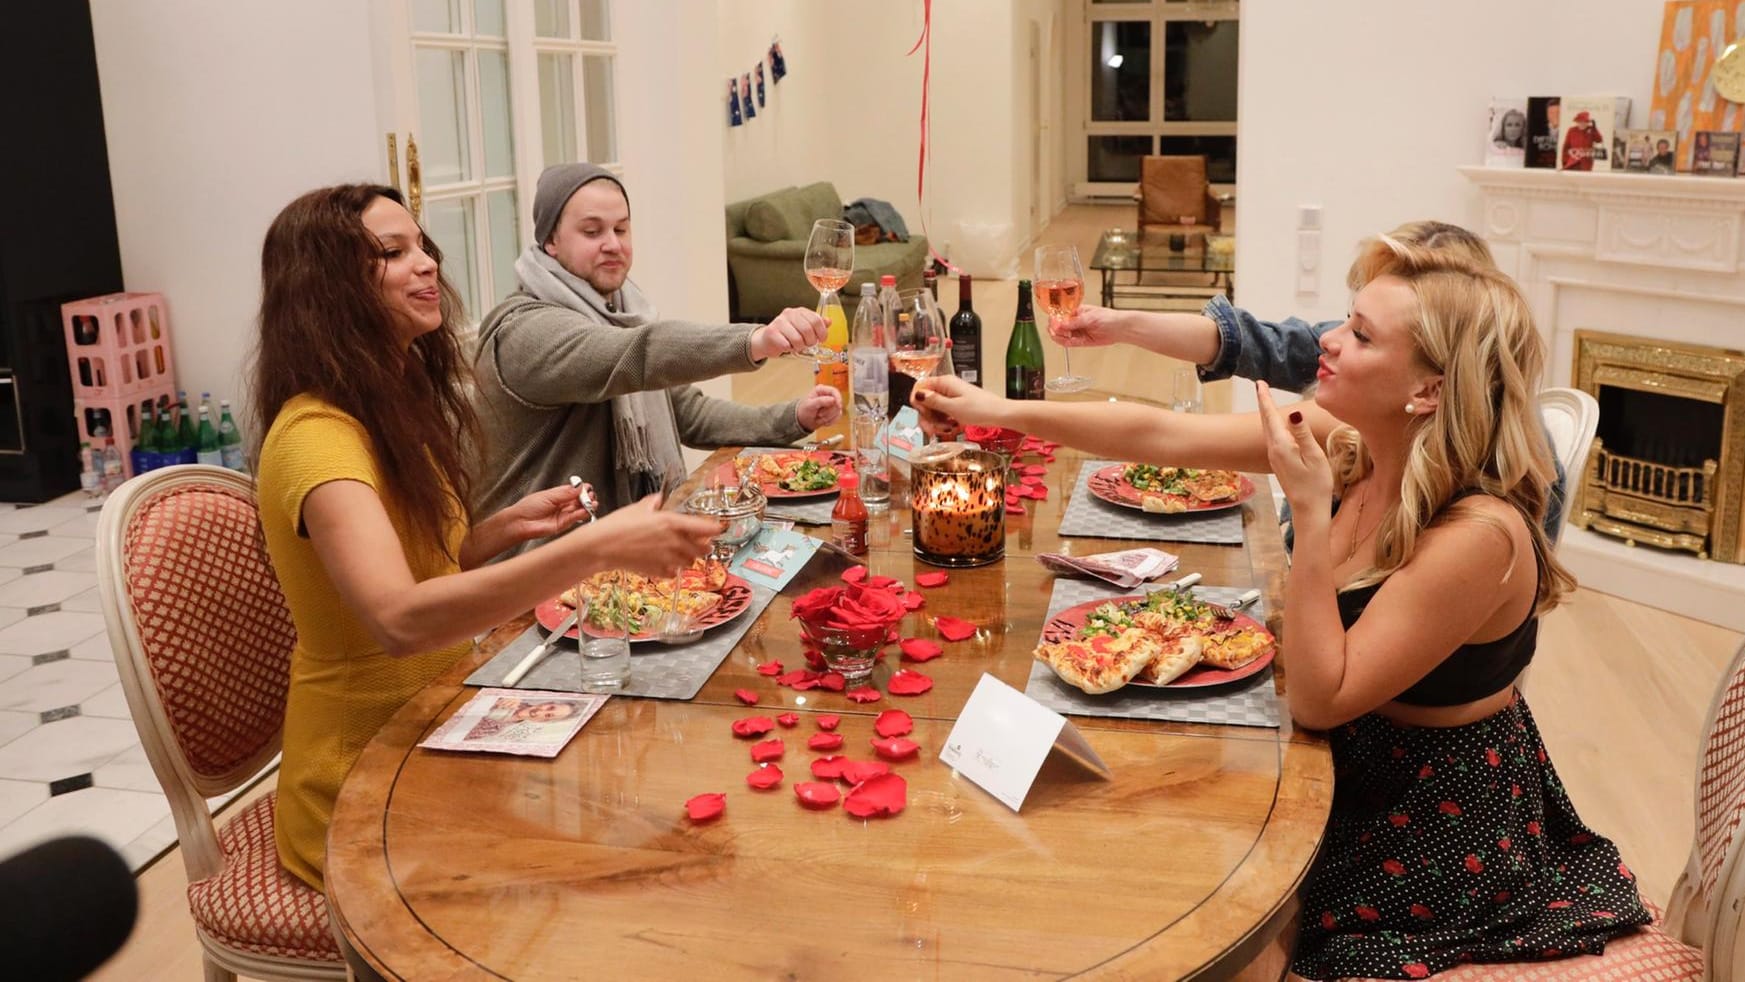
1416,639,1745,980
96,466,346,981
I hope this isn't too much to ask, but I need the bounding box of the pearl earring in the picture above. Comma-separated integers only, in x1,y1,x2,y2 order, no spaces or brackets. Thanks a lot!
1405,402,1416,415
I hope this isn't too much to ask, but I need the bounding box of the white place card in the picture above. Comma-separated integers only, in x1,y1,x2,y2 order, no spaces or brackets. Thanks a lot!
938,673,1110,812
881,406,924,462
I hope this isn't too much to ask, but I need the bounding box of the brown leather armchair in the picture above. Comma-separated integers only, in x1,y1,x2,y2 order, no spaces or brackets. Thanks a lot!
1133,155,1223,241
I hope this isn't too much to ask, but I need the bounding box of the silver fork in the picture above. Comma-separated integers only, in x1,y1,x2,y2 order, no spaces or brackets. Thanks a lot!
569,475,598,523
1206,589,1262,621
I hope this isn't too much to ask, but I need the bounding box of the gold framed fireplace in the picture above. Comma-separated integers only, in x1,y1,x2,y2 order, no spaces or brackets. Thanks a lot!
1571,331,1745,563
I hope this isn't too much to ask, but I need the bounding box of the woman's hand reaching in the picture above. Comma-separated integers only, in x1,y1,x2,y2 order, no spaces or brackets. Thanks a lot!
911,375,1007,440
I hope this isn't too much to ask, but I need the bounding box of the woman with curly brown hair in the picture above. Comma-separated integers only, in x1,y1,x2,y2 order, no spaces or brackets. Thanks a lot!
251,184,718,889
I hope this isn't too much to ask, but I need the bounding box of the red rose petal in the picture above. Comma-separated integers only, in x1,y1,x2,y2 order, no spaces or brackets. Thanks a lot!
914,571,950,588
685,792,726,822
776,670,809,687
1042,441,1061,452
1006,502,1027,515
790,676,821,691
808,732,845,751
902,592,926,611
818,672,846,692
874,709,914,737
795,781,841,809
840,760,891,784
734,688,760,706
843,773,907,818
1042,454,1056,463
1029,484,1049,501
887,669,934,696
751,739,785,763
746,765,783,790
1021,475,1044,486
803,648,827,670
1022,464,1047,476
841,565,868,584
1005,493,1022,507
811,755,850,780
777,712,800,728
755,660,783,676
899,638,943,662
934,617,977,642
871,736,921,761
867,574,901,591
845,687,882,703
817,714,841,731
731,716,775,738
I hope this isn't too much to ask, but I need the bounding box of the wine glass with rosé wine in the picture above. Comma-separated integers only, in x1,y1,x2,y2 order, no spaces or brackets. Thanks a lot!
889,288,947,444
1034,243,1091,393
801,218,855,361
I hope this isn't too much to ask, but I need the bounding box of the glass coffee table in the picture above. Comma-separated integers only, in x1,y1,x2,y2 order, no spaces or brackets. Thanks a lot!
1089,229,1235,309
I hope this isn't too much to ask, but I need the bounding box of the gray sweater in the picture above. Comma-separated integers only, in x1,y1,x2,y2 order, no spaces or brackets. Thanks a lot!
471,292,809,537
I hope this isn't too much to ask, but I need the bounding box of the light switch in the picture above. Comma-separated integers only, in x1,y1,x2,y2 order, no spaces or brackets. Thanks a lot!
1297,229,1320,294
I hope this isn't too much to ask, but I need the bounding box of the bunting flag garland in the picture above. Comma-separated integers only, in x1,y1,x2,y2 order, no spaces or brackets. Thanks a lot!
742,73,756,119
728,78,742,126
726,37,789,129
769,39,787,81
755,63,766,106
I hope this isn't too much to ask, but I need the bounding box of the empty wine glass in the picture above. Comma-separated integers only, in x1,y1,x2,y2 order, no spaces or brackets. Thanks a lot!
803,219,855,360
1035,244,1091,393
890,288,947,443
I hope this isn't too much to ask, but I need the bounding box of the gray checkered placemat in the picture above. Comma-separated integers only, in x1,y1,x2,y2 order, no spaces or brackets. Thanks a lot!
465,584,777,700
739,447,838,524
1057,460,1245,544
1022,578,1280,728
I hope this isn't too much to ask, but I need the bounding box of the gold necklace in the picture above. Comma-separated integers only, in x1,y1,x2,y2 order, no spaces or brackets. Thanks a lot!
1344,483,1372,563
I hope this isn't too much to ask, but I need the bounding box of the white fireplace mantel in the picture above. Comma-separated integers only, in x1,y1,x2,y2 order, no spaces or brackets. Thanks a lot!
1461,166,1745,631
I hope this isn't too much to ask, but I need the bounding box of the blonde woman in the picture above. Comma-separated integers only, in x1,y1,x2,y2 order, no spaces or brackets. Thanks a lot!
913,237,1647,978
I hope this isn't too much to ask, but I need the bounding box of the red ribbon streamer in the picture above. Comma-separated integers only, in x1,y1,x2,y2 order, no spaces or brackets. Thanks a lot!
908,0,960,276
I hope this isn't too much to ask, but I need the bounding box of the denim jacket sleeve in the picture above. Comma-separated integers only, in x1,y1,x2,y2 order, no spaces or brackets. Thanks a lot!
1199,295,1339,393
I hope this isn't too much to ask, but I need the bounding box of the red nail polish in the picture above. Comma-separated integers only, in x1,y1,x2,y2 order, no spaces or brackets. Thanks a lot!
1288,411,1303,425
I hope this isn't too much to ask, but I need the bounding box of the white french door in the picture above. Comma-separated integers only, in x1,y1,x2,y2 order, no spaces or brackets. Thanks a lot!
373,0,620,322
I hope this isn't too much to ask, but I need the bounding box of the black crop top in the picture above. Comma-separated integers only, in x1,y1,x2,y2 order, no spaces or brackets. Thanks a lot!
1330,489,1538,707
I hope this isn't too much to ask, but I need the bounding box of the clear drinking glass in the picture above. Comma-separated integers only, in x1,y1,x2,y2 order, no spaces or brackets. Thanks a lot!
1169,362,1203,413
1035,244,1091,393
852,413,890,508
802,219,855,360
577,591,631,691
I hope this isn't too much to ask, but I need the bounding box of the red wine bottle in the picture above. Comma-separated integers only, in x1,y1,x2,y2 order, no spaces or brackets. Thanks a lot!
949,274,982,386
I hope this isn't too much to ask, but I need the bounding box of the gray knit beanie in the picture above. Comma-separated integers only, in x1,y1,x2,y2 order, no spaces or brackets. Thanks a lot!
532,163,630,246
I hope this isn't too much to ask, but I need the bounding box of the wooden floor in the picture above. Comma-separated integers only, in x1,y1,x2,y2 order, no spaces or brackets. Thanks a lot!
95,206,1741,979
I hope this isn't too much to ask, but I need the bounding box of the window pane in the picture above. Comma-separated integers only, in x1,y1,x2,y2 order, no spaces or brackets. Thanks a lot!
534,0,571,38
1087,135,1152,182
479,50,515,178
474,0,505,36
582,55,616,162
538,53,578,164
579,0,610,40
425,197,479,321
416,49,471,185
487,189,521,303
1164,21,1238,121
1090,21,1151,122
412,0,461,33
1158,134,1238,184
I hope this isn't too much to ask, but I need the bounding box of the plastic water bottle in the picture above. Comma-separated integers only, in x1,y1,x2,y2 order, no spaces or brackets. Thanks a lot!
218,400,246,472
78,442,101,496
849,283,889,419
99,437,124,493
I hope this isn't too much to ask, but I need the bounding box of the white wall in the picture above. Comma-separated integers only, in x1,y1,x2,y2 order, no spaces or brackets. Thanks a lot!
1233,0,1666,406
718,0,1067,277
89,0,384,429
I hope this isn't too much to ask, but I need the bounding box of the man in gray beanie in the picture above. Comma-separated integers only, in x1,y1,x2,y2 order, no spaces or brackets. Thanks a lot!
472,163,841,553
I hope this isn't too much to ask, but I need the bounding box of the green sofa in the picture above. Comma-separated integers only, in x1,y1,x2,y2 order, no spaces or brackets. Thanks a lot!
725,182,930,322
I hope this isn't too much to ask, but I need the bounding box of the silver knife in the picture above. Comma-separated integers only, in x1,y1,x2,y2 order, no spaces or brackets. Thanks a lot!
502,608,580,686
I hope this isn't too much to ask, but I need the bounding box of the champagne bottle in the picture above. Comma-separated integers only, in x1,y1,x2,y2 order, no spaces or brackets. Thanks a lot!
1005,280,1045,400
949,274,982,386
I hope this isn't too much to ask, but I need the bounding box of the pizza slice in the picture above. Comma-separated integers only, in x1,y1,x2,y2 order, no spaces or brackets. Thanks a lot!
676,558,729,592
1140,492,1189,514
1135,631,1203,685
1199,626,1276,670
1183,470,1240,503
1034,628,1156,694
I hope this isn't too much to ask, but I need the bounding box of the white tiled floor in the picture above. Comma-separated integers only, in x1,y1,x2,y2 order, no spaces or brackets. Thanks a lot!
0,491,250,871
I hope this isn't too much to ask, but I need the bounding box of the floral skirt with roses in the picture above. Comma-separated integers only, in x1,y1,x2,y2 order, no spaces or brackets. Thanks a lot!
1291,693,1650,980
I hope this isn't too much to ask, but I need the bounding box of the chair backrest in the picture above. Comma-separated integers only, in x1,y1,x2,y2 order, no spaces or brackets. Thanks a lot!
95,465,297,882
1685,638,1745,977
1138,155,1209,227
1538,387,1598,542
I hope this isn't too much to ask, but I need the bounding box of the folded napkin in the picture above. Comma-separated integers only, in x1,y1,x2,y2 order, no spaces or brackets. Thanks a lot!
1036,546,1179,589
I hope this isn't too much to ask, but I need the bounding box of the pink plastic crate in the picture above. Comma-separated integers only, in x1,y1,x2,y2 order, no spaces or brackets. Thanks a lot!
61,292,177,402
76,386,177,479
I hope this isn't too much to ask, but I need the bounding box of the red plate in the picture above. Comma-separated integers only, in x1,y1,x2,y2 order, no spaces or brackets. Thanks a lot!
1087,465,1256,514
740,450,854,499
1040,595,1275,689
534,574,755,644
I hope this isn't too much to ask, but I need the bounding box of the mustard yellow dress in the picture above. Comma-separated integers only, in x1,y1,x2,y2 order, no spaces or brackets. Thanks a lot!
256,394,470,890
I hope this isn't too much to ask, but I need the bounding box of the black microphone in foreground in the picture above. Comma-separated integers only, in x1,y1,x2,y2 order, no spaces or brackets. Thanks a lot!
0,835,138,980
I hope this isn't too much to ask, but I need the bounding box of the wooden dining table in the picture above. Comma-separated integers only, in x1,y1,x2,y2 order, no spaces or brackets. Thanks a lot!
325,429,1333,981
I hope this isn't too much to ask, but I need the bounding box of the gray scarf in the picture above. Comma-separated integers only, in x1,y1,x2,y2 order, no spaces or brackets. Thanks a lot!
513,247,686,503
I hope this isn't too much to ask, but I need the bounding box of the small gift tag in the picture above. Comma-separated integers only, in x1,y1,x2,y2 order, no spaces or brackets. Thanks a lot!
938,674,1109,811
882,406,925,462
730,527,820,592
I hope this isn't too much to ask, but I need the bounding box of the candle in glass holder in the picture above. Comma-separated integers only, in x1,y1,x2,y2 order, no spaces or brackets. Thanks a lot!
910,444,1005,567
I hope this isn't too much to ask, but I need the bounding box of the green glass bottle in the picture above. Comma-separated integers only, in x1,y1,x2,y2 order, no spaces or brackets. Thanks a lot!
196,407,222,467
1004,279,1045,400
153,403,178,461
176,396,198,465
